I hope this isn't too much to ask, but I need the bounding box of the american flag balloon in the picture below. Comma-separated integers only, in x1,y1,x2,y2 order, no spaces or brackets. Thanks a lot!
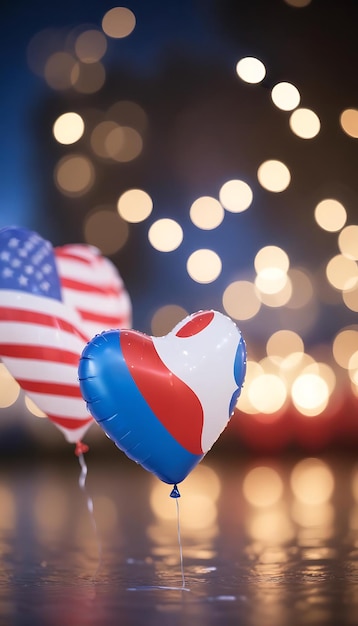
0,226,94,444
79,310,247,486
54,244,132,339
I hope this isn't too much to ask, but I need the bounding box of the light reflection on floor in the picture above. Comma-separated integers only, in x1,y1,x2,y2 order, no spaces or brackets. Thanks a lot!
0,452,358,625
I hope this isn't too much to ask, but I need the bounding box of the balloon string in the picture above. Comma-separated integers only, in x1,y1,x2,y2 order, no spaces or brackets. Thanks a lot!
77,452,102,581
175,496,186,590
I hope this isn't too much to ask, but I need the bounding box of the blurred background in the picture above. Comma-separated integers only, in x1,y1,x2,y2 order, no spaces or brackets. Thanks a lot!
1,0,358,458
1,2,358,622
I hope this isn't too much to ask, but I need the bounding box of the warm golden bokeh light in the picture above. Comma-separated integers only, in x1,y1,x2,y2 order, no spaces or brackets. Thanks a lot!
257,159,291,192
255,271,289,295
343,281,358,312
0,365,20,408
286,268,314,309
84,207,129,255
149,464,221,531
247,509,294,543
271,82,300,111
255,245,290,274
289,108,321,139
102,7,136,38
340,108,358,138
236,361,263,414
248,373,287,414
186,249,222,283
107,100,147,133
290,459,334,505
219,179,253,213
326,254,358,290
54,154,95,196
53,112,84,145
117,189,153,223
90,121,119,158
338,225,358,260
291,373,329,416
72,61,106,94
106,126,143,162
303,362,336,396
74,29,107,63
222,280,261,320
24,396,47,418
243,466,284,507
267,330,304,359
148,219,183,252
44,52,78,90
314,199,347,232
333,328,358,369
258,277,293,307
189,196,224,229
151,305,189,336
235,56,266,83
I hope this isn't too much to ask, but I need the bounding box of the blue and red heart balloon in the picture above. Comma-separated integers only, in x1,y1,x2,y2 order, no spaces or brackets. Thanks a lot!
78,310,247,485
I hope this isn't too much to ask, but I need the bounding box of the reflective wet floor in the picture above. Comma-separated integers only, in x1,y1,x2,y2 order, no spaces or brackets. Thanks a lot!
1,450,358,625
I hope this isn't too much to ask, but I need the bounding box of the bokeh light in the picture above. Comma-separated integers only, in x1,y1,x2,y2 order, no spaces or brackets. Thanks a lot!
150,305,188,336
284,0,312,6
340,108,358,138
257,160,291,192
291,373,329,416
102,7,136,39
243,466,284,507
235,56,266,83
326,254,358,290
117,189,153,223
84,207,129,254
44,52,78,90
106,126,143,162
72,61,106,94
186,249,222,283
271,82,300,111
290,459,334,505
74,29,107,63
286,268,314,309
189,196,224,229
267,330,304,359
314,199,347,232
338,225,358,260
222,280,261,320
219,179,253,212
289,108,321,139
248,373,287,413
54,154,94,196
24,396,47,418
333,328,358,369
148,219,183,252
0,365,20,408
343,281,358,312
53,112,84,145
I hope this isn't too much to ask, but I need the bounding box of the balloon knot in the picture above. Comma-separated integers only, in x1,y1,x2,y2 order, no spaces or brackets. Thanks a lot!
75,441,89,456
170,484,181,498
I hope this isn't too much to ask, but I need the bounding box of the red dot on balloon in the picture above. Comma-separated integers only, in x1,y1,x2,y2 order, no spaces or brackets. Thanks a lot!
176,311,214,338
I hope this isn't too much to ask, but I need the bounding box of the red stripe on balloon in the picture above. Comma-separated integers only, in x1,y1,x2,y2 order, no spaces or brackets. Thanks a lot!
17,379,83,398
0,344,80,365
47,414,93,429
0,306,88,343
176,310,214,337
120,330,204,455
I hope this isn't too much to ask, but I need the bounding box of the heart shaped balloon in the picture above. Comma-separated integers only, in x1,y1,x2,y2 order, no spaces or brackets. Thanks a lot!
78,310,247,485
0,226,93,444
54,244,132,338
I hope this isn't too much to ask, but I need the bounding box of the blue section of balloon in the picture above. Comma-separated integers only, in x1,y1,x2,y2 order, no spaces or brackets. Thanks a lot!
78,330,203,485
229,336,247,416
0,226,62,300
